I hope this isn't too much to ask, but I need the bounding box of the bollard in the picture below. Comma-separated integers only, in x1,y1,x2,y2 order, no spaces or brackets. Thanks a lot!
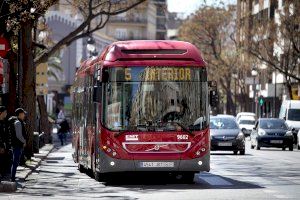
39,132,45,148
33,132,39,153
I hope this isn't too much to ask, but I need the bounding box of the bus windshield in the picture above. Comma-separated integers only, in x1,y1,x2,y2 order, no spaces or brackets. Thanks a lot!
102,66,208,132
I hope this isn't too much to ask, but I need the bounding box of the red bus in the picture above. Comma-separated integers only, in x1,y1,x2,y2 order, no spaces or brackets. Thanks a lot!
72,40,210,182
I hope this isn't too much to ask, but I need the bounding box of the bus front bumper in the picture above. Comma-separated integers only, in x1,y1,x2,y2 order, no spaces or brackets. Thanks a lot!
97,152,210,173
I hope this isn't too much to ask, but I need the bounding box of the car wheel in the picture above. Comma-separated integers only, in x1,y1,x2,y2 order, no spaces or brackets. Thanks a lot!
255,140,260,150
251,144,254,149
289,146,293,151
233,151,238,155
282,147,286,151
298,145,300,150
240,150,245,155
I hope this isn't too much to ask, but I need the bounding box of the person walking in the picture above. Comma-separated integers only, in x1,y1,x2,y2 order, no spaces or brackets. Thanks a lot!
9,108,27,182
0,106,10,182
58,119,70,146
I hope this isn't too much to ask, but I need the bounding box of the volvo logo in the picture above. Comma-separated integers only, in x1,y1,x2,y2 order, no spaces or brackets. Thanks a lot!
223,136,227,140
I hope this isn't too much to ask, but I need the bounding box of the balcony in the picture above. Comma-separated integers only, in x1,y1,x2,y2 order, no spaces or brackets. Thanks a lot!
110,17,147,24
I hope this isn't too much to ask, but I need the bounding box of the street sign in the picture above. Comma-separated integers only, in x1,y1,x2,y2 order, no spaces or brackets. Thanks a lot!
0,37,10,58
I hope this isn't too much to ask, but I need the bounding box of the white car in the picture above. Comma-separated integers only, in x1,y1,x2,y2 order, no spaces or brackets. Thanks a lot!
236,112,256,122
237,116,256,137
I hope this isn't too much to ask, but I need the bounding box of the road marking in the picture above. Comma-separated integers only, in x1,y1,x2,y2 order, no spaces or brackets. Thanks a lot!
198,175,233,186
264,190,276,193
274,194,293,199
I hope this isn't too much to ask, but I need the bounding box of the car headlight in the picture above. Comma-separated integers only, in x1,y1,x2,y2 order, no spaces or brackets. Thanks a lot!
258,129,266,136
285,131,293,136
53,127,58,134
236,132,245,140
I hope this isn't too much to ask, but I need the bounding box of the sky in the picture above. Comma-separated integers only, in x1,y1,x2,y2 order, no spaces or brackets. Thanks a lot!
167,0,237,17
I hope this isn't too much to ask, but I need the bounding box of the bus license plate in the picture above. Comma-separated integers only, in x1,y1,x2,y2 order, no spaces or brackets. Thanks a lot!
140,162,174,168
270,140,283,144
218,142,232,146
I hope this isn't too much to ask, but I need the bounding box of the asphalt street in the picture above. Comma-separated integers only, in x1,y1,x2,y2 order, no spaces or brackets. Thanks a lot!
1,139,300,200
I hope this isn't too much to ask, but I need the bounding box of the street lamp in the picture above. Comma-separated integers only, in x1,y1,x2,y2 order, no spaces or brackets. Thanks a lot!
251,67,258,117
87,37,96,57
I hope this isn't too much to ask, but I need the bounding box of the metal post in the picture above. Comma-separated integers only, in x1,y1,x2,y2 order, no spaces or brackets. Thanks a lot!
274,70,277,117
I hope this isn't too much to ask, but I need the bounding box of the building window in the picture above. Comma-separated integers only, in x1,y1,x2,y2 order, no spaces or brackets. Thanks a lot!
115,28,127,40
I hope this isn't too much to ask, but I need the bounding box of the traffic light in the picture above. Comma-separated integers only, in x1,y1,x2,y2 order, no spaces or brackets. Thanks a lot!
210,90,219,107
259,96,264,106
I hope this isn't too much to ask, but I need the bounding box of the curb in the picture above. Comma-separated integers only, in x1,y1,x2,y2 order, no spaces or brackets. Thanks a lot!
0,144,54,193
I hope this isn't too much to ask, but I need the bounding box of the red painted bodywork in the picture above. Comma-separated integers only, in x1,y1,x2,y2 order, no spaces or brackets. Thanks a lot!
73,40,209,167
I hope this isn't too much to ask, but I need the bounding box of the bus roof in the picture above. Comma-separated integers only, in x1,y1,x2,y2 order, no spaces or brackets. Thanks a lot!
76,40,206,75
100,40,206,65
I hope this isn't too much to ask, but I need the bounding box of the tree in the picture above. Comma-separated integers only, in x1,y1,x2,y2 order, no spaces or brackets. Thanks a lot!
0,0,146,157
246,0,300,99
179,3,250,114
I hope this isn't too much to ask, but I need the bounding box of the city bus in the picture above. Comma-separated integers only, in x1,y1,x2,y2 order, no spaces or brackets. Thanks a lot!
72,40,211,182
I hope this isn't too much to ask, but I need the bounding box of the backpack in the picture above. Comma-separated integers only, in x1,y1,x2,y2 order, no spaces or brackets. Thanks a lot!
7,116,20,147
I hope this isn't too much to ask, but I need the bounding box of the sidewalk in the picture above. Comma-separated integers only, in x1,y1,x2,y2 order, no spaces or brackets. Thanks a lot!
0,144,54,192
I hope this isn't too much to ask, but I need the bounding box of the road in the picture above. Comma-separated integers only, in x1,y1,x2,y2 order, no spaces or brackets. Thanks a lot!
1,139,300,200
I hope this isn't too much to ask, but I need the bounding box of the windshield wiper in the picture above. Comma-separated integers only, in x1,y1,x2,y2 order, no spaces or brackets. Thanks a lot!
173,122,194,136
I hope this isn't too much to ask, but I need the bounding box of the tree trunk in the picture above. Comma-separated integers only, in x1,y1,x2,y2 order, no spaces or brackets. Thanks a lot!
6,52,18,115
37,95,51,143
20,22,36,158
286,82,293,100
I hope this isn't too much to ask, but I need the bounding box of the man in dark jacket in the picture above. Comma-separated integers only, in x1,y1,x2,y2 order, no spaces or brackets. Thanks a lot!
10,108,27,182
0,106,9,181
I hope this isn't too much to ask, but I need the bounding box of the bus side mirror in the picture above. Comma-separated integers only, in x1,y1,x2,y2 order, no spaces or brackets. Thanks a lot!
209,90,219,107
93,85,102,102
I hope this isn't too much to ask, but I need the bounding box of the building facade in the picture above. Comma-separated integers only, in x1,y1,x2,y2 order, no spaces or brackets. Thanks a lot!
237,0,299,117
101,0,168,41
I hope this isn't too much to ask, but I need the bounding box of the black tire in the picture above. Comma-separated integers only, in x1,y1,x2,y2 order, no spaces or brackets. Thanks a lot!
233,151,238,155
298,144,300,150
282,147,286,151
289,146,293,151
95,172,101,182
181,172,195,184
240,150,245,155
255,140,260,150
78,164,85,173
251,144,254,149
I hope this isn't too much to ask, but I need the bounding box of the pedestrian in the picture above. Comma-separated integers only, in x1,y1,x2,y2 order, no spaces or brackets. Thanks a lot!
58,119,70,146
9,108,27,182
0,106,10,182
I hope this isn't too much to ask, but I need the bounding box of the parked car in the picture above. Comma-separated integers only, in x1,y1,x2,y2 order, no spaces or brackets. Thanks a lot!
237,116,256,137
210,115,245,155
236,112,256,122
250,118,294,151
279,100,300,145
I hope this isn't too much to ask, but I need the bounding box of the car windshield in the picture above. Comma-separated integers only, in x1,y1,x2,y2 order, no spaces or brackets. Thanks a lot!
102,66,209,132
260,120,288,130
287,109,300,121
210,118,239,129
239,120,255,125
